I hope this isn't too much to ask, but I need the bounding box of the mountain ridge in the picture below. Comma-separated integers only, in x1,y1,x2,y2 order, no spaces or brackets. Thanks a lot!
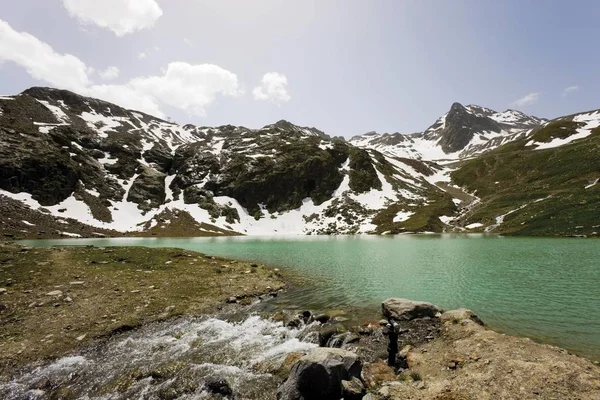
0,86,597,238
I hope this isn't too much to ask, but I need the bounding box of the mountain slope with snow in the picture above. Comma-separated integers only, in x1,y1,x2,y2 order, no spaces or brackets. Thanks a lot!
350,102,546,161
0,87,455,238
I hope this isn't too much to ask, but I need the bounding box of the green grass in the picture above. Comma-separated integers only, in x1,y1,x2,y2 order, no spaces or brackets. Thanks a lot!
451,126,600,236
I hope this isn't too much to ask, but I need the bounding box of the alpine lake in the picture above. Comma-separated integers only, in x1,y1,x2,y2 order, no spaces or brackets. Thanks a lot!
19,234,600,361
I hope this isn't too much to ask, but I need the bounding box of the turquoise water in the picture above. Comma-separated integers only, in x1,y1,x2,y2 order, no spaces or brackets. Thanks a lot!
19,235,600,360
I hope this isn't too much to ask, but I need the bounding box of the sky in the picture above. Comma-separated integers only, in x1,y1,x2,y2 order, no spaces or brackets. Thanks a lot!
1,1,599,138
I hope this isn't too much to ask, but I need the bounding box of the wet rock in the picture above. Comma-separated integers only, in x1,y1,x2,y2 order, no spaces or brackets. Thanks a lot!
381,298,441,321
343,333,361,345
314,314,330,324
361,360,396,388
441,308,484,325
342,377,366,400
318,324,343,347
205,378,233,397
277,348,362,400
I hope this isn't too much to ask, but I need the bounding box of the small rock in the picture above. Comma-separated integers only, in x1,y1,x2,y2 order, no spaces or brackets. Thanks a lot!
76,334,87,341
314,314,330,324
46,290,63,296
69,281,85,285
226,296,238,304
0,288,7,294
204,379,232,396
130,290,140,293
342,377,366,400
361,360,396,388
415,380,426,390
64,297,73,303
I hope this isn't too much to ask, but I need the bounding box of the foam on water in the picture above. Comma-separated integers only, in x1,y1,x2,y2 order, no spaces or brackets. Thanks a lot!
0,315,318,399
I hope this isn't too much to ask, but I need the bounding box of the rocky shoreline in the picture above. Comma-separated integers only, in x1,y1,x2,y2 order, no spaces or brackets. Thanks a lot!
1,243,599,399
272,299,600,400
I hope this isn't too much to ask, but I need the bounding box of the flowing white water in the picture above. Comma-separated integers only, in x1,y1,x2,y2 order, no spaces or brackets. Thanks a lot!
0,315,318,400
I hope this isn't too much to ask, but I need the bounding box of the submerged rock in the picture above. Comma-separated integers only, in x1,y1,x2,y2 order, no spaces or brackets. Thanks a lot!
277,348,362,400
381,298,441,321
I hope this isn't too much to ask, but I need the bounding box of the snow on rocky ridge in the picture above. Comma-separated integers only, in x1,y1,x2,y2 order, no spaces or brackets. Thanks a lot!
0,87,453,236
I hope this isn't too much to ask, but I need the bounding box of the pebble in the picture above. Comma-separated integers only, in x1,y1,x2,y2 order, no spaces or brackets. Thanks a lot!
46,290,63,296
69,281,85,285
130,290,140,293
64,297,73,302
76,334,87,341
0,288,7,294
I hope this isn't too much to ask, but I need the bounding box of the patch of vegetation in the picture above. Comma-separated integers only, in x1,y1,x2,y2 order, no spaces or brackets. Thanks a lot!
452,124,600,236
530,120,583,143
0,244,285,375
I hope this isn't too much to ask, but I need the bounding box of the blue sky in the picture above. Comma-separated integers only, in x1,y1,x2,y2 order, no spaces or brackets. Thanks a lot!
1,1,599,137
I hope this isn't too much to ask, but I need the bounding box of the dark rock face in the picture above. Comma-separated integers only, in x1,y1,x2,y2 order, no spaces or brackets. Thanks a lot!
127,167,167,211
430,102,503,153
348,148,381,193
0,128,80,206
205,141,348,214
277,348,362,400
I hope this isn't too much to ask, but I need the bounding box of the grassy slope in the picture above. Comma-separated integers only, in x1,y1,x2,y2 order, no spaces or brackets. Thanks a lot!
451,123,600,236
0,244,284,374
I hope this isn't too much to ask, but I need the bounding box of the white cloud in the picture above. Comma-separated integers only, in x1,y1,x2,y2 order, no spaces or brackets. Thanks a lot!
253,72,291,105
138,52,147,59
562,85,579,97
99,66,119,80
0,19,242,119
0,19,90,91
62,0,162,37
510,92,539,107
128,62,243,116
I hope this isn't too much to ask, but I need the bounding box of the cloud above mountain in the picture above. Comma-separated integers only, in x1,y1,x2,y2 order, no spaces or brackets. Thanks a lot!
0,18,261,119
62,0,163,36
0,19,91,91
510,92,539,107
253,72,291,105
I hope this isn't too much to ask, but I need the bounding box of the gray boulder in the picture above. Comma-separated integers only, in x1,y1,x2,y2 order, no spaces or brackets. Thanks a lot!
342,377,366,400
277,348,362,400
381,298,441,321
440,308,484,325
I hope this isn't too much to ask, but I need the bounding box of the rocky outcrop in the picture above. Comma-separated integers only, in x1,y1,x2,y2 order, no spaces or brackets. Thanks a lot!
381,298,441,321
127,167,166,211
277,348,362,400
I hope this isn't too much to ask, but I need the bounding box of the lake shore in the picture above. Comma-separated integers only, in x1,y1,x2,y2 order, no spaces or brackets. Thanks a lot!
1,242,599,399
0,242,285,376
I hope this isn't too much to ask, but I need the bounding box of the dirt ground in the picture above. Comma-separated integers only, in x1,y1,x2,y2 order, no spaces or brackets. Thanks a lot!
0,242,285,376
379,314,600,400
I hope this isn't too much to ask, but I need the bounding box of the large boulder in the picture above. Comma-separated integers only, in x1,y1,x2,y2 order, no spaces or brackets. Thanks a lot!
126,166,166,211
277,348,362,400
381,298,441,321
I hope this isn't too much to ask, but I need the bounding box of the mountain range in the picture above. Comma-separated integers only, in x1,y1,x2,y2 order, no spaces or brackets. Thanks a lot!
0,87,598,239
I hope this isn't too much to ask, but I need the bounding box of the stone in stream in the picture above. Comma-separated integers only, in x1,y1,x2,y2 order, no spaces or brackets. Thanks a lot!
381,298,441,321
204,378,233,397
277,348,362,400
